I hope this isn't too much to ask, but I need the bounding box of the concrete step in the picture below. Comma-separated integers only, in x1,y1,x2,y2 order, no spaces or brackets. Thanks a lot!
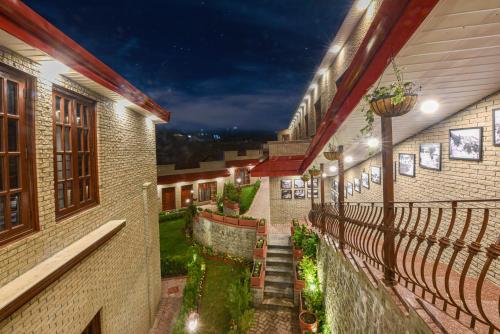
260,297,295,311
267,243,291,250
267,247,293,255
266,266,294,275
264,285,294,299
265,275,294,288
266,256,293,265
265,272,294,284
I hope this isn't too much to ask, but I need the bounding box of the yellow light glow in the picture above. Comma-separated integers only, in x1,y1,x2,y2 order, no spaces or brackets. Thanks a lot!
420,100,439,113
367,137,379,148
39,60,69,83
329,165,337,173
329,44,341,54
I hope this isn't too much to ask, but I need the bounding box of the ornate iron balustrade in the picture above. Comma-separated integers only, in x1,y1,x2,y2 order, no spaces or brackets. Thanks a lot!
309,200,500,333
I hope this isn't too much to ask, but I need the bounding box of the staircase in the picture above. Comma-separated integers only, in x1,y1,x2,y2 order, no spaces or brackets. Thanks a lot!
261,234,295,311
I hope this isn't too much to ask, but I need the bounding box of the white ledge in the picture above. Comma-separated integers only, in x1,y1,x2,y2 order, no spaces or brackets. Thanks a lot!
0,219,126,321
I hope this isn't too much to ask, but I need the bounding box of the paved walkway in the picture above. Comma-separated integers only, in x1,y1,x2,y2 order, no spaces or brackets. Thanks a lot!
149,277,186,334
246,177,271,222
248,309,300,334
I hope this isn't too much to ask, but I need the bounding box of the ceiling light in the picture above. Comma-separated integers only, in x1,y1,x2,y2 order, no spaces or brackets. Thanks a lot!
367,137,379,148
322,173,327,178
329,44,341,54
420,100,439,113
329,165,337,173
355,0,371,11
309,83,318,91
345,156,353,163
318,68,327,76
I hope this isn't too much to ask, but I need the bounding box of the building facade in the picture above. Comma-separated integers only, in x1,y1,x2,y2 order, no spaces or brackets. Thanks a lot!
0,2,169,333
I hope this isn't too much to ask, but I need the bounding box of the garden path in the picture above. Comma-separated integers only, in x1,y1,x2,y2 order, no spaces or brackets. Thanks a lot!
246,177,271,222
149,277,186,334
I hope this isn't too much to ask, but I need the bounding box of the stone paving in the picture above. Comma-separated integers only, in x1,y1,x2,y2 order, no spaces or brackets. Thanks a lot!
248,309,300,334
149,277,186,334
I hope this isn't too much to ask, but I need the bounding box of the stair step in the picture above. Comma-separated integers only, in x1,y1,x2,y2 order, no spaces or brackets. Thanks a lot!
260,297,295,310
265,275,294,287
264,286,294,299
266,267,294,275
268,243,291,250
267,248,293,255
266,257,293,264
266,272,293,282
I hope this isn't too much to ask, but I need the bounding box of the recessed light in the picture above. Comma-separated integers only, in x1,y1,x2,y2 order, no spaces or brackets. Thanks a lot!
329,165,337,173
322,173,327,178
420,100,439,113
367,137,379,148
345,156,353,163
318,68,327,76
355,0,371,11
309,83,318,91
329,44,341,54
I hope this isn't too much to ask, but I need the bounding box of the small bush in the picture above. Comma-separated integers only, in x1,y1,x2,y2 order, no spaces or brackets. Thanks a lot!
227,272,254,334
159,209,185,222
239,181,260,213
161,257,188,277
224,182,240,203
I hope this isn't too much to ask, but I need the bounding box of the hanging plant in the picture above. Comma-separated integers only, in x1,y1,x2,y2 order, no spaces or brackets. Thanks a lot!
308,165,320,177
301,174,311,182
323,142,342,161
361,60,420,134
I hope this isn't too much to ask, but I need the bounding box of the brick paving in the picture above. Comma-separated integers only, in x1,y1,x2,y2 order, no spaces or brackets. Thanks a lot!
149,277,187,334
248,309,300,334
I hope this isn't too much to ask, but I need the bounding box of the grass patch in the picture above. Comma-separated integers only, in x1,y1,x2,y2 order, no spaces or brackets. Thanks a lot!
239,181,260,214
198,260,247,334
159,218,191,276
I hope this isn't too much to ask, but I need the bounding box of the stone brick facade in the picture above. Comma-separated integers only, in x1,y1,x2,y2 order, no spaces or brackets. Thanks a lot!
193,217,256,259
0,48,161,333
317,239,432,334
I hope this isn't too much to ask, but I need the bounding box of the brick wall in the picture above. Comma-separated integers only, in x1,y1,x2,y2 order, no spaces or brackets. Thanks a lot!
268,140,310,157
0,48,161,333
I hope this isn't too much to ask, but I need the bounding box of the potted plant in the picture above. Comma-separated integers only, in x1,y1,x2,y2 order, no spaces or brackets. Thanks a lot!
299,311,318,333
257,219,267,235
290,218,299,237
239,216,258,227
253,237,267,259
294,263,305,291
292,225,305,260
362,61,419,135
308,165,320,177
200,209,212,219
212,211,224,222
224,214,239,225
250,261,265,288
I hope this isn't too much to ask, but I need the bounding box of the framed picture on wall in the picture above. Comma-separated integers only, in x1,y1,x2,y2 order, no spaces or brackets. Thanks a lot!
281,179,292,189
354,178,361,193
345,187,348,198
307,188,319,198
294,189,305,199
281,189,292,199
399,153,416,177
419,143,441,171
493,109,500,146
347,182,353,195
307,178,319,188
370,166,381,184
361,172,369,189
449,127,483,161
294,179,305,189
332,180,338,191
331,190,338,203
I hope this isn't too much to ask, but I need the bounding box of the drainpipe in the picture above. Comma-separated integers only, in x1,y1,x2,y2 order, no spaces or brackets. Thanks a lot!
142,182,153,327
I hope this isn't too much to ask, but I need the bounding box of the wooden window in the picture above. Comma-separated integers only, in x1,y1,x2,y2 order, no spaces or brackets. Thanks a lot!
235,168,250,185
181,185,193,207
53,88,98,220
0,65,38,247
198,182,217,202
81,311,101,334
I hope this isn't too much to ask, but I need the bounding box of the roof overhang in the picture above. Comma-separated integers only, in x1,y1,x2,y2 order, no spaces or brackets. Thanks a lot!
157,170,230,185
0,0,170,122
251,155,305,177
225,159,261,168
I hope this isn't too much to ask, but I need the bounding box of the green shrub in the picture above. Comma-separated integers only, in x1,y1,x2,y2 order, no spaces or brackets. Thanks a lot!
252,261,262,277
256,238,264,248
159,209,186,222
239,181,260,213
292,225,307,248
227,272,254,334
302,233,319,258
224,182,240,203
240,216,256,220
161,257,188,277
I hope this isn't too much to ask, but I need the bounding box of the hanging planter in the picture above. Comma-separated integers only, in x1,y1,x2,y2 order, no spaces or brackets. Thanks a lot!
368,93,417,118
323,142,341,161
308,166,320,177
301,174,311,183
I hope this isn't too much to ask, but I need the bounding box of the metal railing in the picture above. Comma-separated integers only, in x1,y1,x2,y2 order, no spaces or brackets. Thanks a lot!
309,200,500,333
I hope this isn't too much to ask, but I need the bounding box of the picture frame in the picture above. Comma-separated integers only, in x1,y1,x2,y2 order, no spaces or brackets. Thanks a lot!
331,190,338,203
332,180,338,191
346,182,353,195
399,153,416,177
294,189,305,199
449,127,483,161
281,179,292,189
419,143,441,171
361,172,369,189
294,179,305,189
281,189,292,199
370,166,381,184
307,188,319,198
493,109,500,147
344,187,348,198
354,178,361,193
307,178,319,188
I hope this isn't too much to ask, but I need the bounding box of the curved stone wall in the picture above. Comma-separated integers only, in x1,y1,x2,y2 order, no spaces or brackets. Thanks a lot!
194,217,257,259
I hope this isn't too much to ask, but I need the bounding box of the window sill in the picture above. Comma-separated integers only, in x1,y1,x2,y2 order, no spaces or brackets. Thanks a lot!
0,219,126,322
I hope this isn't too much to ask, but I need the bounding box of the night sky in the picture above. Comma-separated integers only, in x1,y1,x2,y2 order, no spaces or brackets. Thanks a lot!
24,0,350,131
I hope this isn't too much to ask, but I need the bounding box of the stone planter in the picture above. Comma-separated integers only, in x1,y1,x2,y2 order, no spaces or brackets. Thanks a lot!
239,218,258,228
224,216,239,226
257,220,267,234
251,262,265,288
212,213,224,222
253,239,267,259
293,245,303,261
294,264,305,291
299,311,318,333
200,211,212,219
223,199,240,216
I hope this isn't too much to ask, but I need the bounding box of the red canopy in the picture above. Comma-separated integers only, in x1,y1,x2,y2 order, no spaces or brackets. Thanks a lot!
250,155,304,177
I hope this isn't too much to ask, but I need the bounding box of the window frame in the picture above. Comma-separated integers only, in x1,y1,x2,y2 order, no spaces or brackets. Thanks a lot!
0,65,39,247
198,181,217,202
52,86,99,221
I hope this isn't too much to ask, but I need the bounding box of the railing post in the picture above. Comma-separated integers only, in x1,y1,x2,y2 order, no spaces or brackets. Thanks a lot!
320,163,326,234
337,146,345,251
381,117,396,285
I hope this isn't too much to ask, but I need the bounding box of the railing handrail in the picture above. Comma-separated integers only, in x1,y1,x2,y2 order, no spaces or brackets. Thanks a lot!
336,198,500,204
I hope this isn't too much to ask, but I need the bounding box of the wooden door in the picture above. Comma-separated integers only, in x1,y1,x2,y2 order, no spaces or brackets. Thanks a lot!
181,185,193,208
162,187,176,211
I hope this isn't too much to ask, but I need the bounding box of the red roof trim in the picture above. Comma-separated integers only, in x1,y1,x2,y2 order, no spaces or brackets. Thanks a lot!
299,0,439,172
251,155,304,177
225,159,260,168
0,0,170,122
157,170,230,185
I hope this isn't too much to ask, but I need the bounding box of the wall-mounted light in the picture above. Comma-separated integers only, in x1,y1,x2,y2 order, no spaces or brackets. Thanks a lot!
322,173,327,178
367,137,379,148
39,60,69,83
345,156,353,163
317,68,328,76
329,44,342,54
420,100,439,114
355,0,371,11
309,83,318,91
329,165,337,173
